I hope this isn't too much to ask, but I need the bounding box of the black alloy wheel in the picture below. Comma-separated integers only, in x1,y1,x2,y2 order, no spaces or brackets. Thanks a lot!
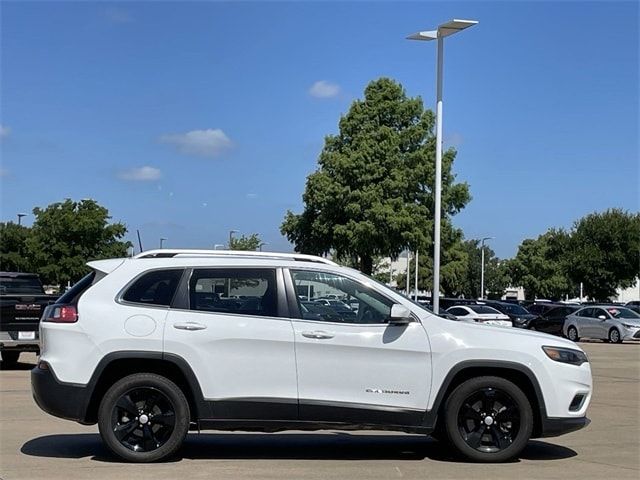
98,373,190,462
111,387,176,452
444,376,533,462
457,388,520,453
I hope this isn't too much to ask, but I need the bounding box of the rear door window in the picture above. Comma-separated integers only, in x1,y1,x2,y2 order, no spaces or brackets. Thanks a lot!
122,269,184,307
189,268,279,317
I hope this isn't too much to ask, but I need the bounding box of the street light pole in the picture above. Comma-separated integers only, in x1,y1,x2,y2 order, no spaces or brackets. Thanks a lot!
480,236,493,299
228,229,238,249
213,244,224,250
17,213,27,225
414,250,419,301
408,19,478,314
259,242,268,252
160,237,167,249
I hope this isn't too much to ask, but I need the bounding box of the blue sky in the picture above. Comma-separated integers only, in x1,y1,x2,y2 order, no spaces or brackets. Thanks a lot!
1,1,638,258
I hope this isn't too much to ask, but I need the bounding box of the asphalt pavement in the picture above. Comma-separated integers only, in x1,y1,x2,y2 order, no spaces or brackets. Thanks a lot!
1,342,638,480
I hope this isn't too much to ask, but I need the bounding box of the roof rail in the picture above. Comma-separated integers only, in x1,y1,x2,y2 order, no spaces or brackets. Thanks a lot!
133,249,337,266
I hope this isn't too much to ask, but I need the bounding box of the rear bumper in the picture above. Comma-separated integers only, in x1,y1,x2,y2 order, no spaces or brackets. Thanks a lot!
539,416,590,437
0,330,40,350
31,363,90,423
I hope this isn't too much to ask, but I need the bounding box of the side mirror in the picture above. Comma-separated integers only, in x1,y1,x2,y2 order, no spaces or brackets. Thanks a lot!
389,304,412,325
598,315,607,320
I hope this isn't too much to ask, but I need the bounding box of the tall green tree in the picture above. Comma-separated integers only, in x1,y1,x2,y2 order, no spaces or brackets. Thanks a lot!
229,233,262,251
0,222,32,272
459,240,511,299
26,199,131,286
281,77,471,275
565,209,640,301
509,229,574,300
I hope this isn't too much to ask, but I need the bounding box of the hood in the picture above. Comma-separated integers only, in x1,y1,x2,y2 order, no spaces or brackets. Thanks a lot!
620,318,640,327
452,316,580,349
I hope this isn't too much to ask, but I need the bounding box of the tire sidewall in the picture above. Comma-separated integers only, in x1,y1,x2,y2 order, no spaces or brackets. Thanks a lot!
609,328,621,344
98,373,190,462
444,376,533,463
568,327,578,341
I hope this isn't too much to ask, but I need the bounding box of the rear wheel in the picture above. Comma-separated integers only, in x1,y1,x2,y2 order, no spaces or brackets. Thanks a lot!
444,376,533,463
98,373,190,462
608,328,622,344
0,351,20,366
567,326,579,342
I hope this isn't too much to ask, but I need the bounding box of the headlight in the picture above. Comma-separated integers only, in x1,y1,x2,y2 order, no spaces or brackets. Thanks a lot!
542,346,588,366
622,323,637,329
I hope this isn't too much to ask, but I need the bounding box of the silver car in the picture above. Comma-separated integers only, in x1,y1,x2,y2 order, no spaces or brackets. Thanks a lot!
563,305,640,343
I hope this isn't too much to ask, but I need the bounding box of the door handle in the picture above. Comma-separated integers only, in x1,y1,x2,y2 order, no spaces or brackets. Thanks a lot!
301,330,334,339
173,322,207,331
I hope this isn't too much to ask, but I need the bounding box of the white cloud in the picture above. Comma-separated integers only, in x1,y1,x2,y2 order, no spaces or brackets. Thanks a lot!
246,193,258,199
118,166,161,182
309,80,341,98
0,125,11,139
159,129,232,158
105,7,133,24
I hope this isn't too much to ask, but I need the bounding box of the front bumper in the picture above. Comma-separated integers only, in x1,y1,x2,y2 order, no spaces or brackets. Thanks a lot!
622,326,640,340
31,363,90,423
539,416,590,437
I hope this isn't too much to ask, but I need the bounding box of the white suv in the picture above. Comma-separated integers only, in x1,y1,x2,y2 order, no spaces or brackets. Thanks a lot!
32,250,592,463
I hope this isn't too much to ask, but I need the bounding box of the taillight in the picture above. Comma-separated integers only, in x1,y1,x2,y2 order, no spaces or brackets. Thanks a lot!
45,305,78,323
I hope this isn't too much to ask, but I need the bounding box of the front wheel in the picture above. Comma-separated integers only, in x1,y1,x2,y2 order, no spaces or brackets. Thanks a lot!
608,328,622,344
444,376,533,463
98,373,190,462
567,326,579,342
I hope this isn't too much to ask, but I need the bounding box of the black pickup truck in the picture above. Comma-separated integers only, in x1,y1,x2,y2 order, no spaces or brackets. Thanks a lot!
0,272,58,366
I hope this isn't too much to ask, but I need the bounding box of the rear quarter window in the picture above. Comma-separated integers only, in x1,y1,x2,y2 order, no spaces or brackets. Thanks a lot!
121,269,184,307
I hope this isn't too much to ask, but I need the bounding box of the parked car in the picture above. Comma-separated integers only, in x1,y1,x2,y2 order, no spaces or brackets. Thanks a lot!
563,305,640,343
0,272,58,366
482,300,536,329
32,249,591,463
528,305,580,336
625,301,640,314
437,297,481,310
526,302,560,317
313,299,357,319
445,305,513,327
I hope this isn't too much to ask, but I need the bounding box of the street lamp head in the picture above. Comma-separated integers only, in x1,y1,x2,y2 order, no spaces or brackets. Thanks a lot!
407,19,478,41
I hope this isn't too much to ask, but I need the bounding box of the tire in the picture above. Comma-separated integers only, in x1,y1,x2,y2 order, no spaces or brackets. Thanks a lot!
608,328,622,344
98,373,190,462
0,351,20,365
444,376,533,463
567,326,579,342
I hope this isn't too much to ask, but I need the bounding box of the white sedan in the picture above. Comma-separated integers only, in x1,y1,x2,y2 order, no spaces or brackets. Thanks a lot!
446,305,513,327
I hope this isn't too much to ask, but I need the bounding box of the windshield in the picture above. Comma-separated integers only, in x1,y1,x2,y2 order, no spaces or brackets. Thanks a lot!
469,305,501,314
606,307,640,319
0,276,45,294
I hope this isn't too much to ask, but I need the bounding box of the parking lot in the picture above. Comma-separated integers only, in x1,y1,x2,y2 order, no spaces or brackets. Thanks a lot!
0,341,638,480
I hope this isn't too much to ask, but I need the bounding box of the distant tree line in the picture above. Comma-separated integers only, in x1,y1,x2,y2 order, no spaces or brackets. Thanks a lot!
0,199,130,287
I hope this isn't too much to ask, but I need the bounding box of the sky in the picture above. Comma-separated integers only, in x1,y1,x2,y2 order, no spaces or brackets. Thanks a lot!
1,0,638,258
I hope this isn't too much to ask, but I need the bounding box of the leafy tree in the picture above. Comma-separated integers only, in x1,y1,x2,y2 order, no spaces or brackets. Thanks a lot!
281,77,471,275
459,240,511,299
229,233,262,251
509,229,574,300
26,199,131,286
565,209,640,301
0,222,32,272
